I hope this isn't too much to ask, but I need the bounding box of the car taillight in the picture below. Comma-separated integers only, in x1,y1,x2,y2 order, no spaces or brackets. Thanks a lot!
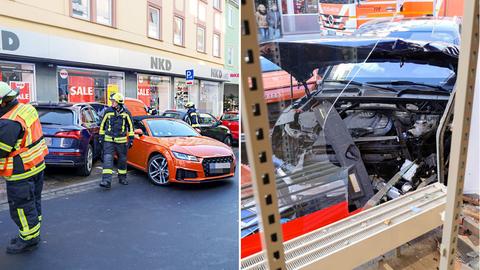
55,130,81,139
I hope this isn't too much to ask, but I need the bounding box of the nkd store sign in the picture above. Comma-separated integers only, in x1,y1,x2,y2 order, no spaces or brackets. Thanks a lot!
1,30,20,51
150,56,172,71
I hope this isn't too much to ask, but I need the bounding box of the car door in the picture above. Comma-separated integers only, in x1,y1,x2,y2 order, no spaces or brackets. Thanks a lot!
127,119,154,169
81,107,100,156
198,113,225,141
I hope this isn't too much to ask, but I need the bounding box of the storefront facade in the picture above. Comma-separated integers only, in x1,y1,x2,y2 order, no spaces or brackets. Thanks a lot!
0,26,231,117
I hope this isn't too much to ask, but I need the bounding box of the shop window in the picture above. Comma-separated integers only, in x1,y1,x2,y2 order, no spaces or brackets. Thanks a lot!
137,74,171,112
199,81,221,116
173,16,184,46
281,0,318,14
148,5,161,39
71,0,115,26
0,61,35,104
213,0,221,11
197,26,206,53
174,78,199,110
213,33,221,57
57,67,124,104
198,1,207,22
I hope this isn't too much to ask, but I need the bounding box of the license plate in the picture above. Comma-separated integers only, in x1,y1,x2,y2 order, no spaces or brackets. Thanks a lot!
210,163,231,170
44,137,52,146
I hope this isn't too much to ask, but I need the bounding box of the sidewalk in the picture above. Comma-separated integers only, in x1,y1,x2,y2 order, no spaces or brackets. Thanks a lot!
0,169,238,270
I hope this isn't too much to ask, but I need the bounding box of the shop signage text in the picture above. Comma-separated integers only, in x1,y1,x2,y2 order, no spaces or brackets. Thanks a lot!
150,57,172,71
9,82,30,103
211,68,223,79
1,30,19,51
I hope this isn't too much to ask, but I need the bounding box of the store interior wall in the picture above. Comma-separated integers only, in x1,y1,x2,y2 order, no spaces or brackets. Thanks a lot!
35,63,58,102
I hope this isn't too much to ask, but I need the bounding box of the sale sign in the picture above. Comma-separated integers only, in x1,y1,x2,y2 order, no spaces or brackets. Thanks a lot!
10,81,31,104
137,80,151,107
68,76,95,103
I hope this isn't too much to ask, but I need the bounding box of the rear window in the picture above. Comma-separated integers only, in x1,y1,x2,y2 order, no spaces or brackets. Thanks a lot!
37,108,74,125
221,113,239,121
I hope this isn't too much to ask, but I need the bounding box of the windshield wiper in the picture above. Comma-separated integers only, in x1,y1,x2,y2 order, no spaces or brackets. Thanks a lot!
366,81,450,92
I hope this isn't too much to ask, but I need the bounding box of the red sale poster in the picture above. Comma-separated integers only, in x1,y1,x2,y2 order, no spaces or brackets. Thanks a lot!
68,76,95,103
9,81,31,104
137,80,151,106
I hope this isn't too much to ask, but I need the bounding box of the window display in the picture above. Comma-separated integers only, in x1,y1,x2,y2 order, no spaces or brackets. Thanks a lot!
57,67,124,104
174,78,199,110
137,74,171,112
0,61,35,104
199,81,221,116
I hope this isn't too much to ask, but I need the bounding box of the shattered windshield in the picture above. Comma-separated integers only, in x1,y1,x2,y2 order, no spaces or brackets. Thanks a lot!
324,62,455,88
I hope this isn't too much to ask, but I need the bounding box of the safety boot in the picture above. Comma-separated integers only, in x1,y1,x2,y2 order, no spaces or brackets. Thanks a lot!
99,180,111,189
119,178,128,185
6,237,40,254
10,235,41,244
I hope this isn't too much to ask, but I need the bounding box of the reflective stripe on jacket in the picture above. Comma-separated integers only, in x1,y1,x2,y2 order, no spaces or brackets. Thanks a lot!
99,107,134,143
186,108,200,128
0,103,48,180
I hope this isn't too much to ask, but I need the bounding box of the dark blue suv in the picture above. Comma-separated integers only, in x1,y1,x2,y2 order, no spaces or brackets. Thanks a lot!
33,102,102,176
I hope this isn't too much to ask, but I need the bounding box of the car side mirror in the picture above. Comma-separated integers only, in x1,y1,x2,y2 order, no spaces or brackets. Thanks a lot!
134,129,144,136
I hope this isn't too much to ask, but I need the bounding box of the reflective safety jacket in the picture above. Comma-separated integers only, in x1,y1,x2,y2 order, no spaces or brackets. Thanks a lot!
186,108,200,128
0,102,48,181
99,106,134,144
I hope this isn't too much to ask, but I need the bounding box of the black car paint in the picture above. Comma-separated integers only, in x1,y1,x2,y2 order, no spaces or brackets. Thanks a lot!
161,110,232,143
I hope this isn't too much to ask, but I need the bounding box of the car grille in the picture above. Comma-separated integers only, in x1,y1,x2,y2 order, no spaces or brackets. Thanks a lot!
320,13,347,30
202,156,234,177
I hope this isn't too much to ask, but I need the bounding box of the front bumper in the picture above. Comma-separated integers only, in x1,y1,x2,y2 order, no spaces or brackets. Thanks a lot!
170,156,236,183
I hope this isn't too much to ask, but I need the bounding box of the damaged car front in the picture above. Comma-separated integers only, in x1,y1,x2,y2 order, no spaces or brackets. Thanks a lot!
240,37,458,257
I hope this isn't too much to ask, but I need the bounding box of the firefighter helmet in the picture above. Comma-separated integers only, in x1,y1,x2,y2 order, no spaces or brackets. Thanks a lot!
110,92,125,104
0,82,18,103
185,102,195,108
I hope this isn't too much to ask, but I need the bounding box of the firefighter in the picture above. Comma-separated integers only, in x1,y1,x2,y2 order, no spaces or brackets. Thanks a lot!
0,82,48,254
184,102,200,128
99,93,134,188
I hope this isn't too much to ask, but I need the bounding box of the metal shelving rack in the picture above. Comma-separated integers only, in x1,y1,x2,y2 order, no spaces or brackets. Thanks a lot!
240,0,478,269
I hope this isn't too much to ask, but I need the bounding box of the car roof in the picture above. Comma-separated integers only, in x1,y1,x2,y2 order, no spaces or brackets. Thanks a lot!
32,102,90,110
163,109,187,113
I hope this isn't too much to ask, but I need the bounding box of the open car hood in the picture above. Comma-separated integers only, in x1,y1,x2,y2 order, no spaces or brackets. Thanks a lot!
260,38,459,82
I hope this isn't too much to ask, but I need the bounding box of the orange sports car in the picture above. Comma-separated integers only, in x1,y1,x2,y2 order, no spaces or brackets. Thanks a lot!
127,116,236,185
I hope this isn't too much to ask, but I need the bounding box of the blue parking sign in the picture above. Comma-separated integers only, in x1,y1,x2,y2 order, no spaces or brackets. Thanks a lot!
186,69,194,80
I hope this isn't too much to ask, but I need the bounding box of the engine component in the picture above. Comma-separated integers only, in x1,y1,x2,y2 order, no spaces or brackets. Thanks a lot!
343,111,393,137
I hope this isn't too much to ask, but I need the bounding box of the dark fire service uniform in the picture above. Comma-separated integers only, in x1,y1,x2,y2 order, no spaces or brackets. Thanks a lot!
0,97,48,253
186,106,200,128
99,105,134,187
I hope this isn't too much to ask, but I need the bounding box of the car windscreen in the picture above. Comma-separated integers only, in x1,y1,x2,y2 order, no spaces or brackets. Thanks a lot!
37,108,74,125
221,113,239,121
323,62,455,88
389,31,458,44
147,120,199,137
162,112,183,119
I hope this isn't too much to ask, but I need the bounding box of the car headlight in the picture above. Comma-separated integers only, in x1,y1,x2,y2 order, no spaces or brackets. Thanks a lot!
172,151,198,161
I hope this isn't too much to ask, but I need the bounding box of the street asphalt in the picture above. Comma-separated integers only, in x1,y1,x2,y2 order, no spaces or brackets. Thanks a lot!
0,149,239,270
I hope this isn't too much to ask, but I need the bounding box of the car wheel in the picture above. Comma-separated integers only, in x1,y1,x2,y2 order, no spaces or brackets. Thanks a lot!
77,144,93,176
148,154,170,186
223,135,233,146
